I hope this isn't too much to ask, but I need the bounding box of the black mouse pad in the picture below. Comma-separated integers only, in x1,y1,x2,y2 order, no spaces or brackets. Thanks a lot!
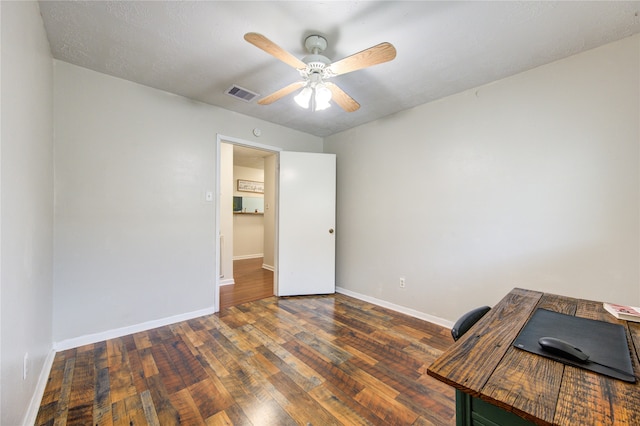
513,308,636,382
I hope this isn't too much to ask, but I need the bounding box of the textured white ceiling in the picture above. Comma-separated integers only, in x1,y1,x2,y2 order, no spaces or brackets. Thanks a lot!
39,1,640,137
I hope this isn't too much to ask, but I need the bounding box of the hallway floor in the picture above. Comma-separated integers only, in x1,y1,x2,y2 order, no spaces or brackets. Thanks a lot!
219,257,273,310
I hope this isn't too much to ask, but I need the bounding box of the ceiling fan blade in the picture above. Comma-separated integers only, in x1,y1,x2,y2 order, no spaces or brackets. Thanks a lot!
244,32,307,70
326,83,360,112
258,81,306,105
328,42,396,76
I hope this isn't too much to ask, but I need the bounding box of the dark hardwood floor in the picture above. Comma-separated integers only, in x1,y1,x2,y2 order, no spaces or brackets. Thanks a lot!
220,258,274,310
36,293,456,425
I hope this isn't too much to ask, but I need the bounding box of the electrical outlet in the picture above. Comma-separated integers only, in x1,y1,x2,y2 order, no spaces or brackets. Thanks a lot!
399,277,406,288
23,353,29,380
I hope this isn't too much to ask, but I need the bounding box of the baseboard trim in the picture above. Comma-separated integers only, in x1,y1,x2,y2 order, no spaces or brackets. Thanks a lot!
262,263,274,271
23,347,56,426
336,286,453,329
53,306,216,351
220,278,235,287
232,254,263,260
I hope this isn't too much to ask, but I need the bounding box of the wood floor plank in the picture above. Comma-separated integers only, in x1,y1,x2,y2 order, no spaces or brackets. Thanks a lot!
125,343,148,395
235,323,279,350
338,360,400,400
334,338,380,366
123,393,149,426
213,339,275,406
92,337,113,425
139,347,160,378
267,371,341,426
39,350,68,406
352,356,456,424
178,322,206,349
217,308,253,329
402,338,446,364
197,344,231,379
340,329,424,379
110,399,128,426
93,341,108,372
204,410,234,426
144,374,181,425
254,343,323,392
35,402,57,426
93,366,112,426
248,351,281,376
218,373,295,425
248,314,297,344
149,341,187,394
163,336,209,387
52,357,75,426
37,289,456,426
106,339,137,404
168,387,206,425
214,320,258,354
133,331,153,350
281,339,365,397
188,377,234,419
195,357,235,406
308,383,373,426
355,387,420,426
36,350,72,426
294,330,353,365
255,306,309,337
110,393,148,426
140,389,161,426
121,334,137,353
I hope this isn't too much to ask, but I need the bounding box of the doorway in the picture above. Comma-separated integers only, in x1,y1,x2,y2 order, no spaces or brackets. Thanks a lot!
215,135,280,311
215,135,337,312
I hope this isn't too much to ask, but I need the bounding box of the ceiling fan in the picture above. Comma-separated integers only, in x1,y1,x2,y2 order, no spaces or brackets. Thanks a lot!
244,32,396,112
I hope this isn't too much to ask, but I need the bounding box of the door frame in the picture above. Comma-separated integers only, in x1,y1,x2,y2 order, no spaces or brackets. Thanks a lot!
214,134,281,312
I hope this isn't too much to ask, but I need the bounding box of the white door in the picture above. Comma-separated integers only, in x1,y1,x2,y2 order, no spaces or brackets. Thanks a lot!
278,152,336,296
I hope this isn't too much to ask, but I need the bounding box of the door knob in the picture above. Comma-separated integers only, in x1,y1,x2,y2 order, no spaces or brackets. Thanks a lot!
329,228,334,234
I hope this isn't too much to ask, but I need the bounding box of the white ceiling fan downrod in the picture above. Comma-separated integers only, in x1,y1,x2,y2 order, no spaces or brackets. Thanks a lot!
295,35,334,111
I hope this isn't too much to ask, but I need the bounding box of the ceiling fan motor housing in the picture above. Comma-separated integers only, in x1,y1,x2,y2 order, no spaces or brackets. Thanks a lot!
304,35,328,54
300,35,331,77
302,35,333,77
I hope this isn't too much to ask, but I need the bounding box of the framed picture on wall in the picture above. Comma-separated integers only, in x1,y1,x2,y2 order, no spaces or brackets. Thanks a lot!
237,179,264,193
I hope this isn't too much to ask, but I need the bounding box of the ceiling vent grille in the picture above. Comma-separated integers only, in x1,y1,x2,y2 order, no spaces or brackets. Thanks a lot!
225,85,259,102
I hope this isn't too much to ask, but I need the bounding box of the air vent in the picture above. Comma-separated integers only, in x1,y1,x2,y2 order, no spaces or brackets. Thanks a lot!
225,85,259,102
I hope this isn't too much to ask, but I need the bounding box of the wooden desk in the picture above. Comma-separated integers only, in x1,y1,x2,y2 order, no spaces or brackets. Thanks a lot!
427,288,640,425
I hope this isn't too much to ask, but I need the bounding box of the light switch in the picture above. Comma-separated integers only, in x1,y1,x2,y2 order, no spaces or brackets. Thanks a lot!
205,191,213,201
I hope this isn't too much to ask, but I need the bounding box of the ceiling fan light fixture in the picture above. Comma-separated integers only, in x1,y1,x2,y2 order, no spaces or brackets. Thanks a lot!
314,83,332,111
294,83,332,111
294,85,313,109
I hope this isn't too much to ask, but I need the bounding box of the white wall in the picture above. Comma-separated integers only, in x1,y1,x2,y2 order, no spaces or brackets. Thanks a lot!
324,35,640,323
53,61,322,343
1,2,54,424
233,215,264,259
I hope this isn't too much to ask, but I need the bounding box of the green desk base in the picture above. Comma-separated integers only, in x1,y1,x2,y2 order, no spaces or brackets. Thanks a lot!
456,390,536,426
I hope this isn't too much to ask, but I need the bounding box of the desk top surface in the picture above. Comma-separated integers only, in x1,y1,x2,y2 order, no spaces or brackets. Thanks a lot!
427,288,640,425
